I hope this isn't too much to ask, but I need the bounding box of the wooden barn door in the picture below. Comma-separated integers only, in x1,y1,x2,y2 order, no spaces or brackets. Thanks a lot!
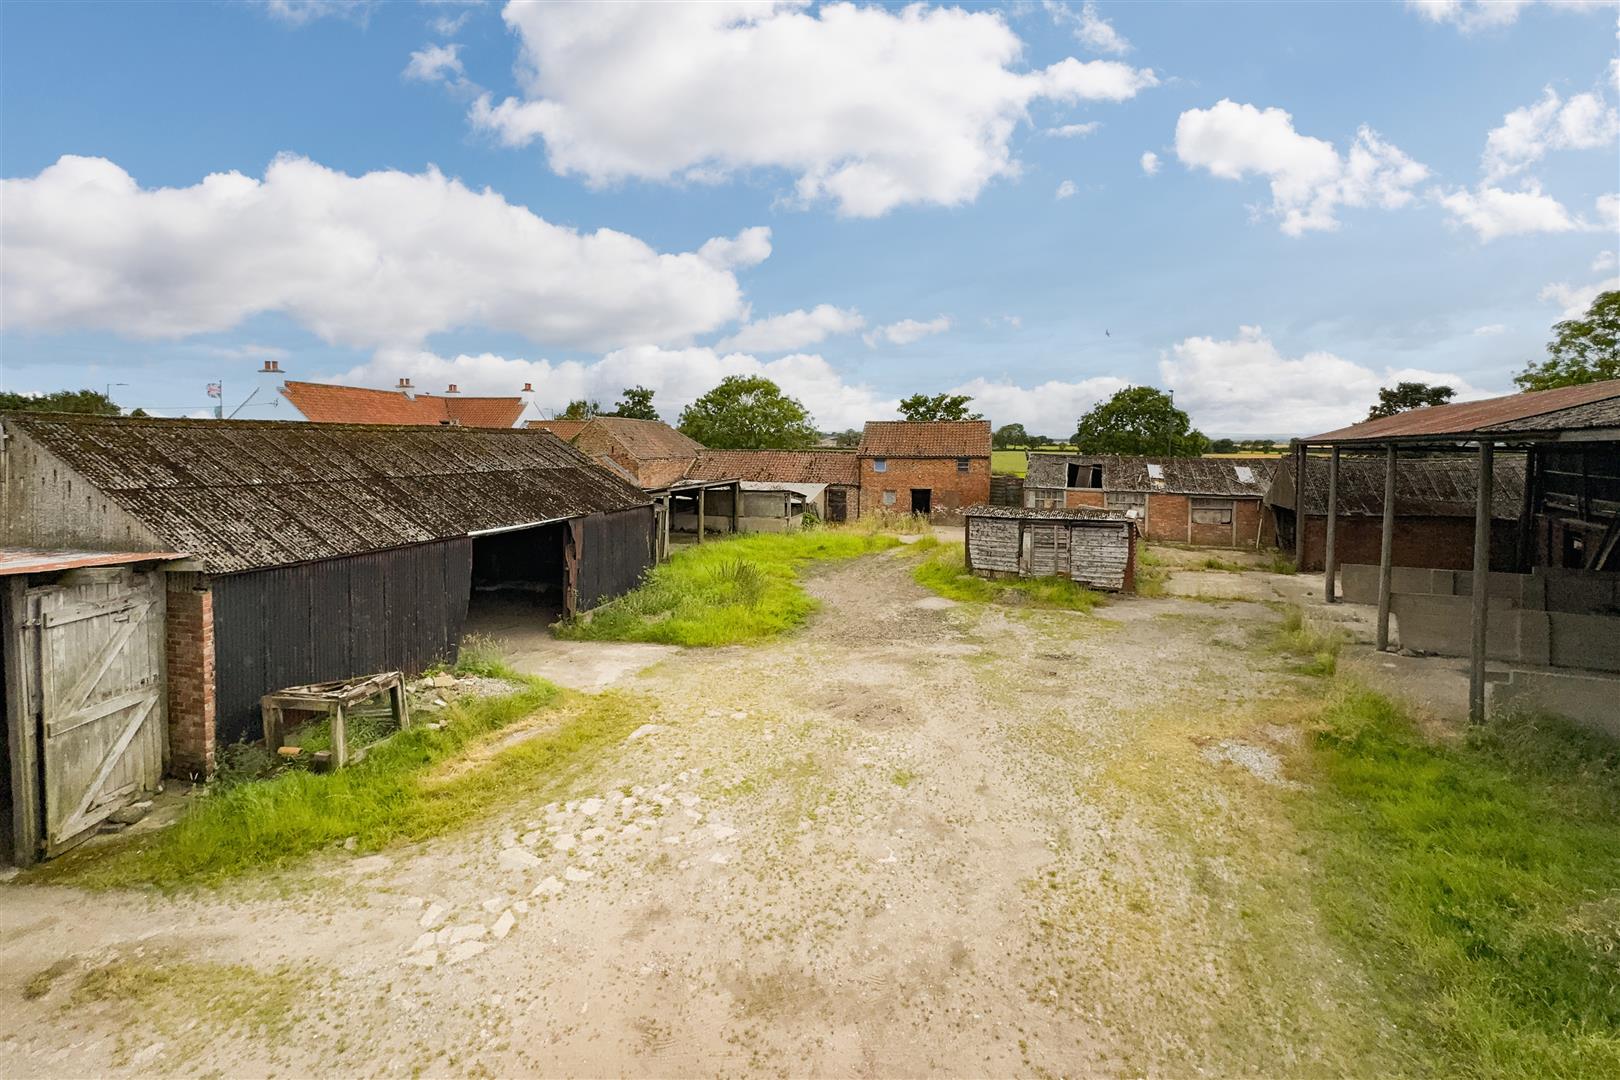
31,569,167,855
1024,524,1061,576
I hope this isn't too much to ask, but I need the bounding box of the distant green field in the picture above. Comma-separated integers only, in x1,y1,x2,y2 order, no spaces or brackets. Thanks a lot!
991,450,1027,476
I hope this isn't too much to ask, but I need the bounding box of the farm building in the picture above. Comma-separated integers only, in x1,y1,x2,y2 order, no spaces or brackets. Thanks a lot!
1,414,655,862
1296,377,1620,730
964,506,1137,592
686,449,861,522
281,376,527,428
858,421,991,520
1265,455,1527,572
1023,455,1277,548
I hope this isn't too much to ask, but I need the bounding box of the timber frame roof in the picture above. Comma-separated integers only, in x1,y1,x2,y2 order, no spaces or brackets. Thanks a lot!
1265,455,1527,519
1,413,650,575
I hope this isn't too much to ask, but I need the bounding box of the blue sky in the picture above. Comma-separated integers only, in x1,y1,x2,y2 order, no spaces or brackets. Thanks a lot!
2,0,1616,436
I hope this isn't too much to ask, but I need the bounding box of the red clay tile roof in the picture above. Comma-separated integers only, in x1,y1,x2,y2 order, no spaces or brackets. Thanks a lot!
687,449,860,486
282,381,525,428
1304,379,1620,443
525,419,592,440
574,417,705,458
858,420,991,457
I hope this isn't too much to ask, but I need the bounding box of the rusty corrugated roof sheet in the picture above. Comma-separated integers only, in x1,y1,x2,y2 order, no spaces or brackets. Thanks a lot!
1264,455,1526,519
1024,454,1278,496
282,381,526,428
2,413,649,575
0,548,186,576
1304,379,1620,443
687,449,860,486
859,420,992,457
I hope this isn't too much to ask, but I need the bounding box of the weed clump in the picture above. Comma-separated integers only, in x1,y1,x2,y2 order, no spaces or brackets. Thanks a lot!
1272,607,1344,676
910,542,1103,612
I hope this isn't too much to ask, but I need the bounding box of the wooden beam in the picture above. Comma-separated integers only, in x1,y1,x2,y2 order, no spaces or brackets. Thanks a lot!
733,481,742,535
1470,441,1494,724
3,580,41,866
1324,446,1340,604
696,488,706,544
1376,444,1396,651
1292,440,1307,564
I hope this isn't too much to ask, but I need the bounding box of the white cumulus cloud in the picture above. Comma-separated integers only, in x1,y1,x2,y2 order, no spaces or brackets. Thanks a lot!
1056,179,1079,199
1046,121,1101,138
262,0,374,26
403,43,465,85
1473,323,1507,335
1160,325,1491,433
1482,86,1619,180
864,316,952,347
470,1,1157,217
948,375,1127,435
1539,275,1620,318
1140,150,1160,175
0,154,761,351
1175,100,1429,235
1046,1,1132,55
1594,249,1618,271
1436,182,1583,240
716,304,865,354
1406,0,1613,32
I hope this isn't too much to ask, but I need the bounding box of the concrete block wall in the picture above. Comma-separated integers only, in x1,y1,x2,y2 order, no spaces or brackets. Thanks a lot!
1391,592,1620,674
165,574,217,777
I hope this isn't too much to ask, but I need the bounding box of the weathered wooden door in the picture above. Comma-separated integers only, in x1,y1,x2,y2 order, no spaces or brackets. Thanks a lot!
1025,524,1061,576
826,488,848,523
29,569,167,855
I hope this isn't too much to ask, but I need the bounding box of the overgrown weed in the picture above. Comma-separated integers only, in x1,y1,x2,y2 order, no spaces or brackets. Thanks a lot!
911,542,1103,611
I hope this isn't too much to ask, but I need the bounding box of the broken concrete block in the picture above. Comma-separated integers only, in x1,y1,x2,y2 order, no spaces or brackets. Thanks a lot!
277,746,302,758
530,876,563,896
410,932,437,953
481,897,508,915
491,911,516,940
498,847,543,871
404,951,438,969
447,923,487,945
563,866,593,882
432,674,457,689
108,801,153,826
446,941,486,965
418,903,448,930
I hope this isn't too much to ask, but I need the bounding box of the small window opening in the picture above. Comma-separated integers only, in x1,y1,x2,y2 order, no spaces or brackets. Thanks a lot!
874,458,887,473
956,457,969,473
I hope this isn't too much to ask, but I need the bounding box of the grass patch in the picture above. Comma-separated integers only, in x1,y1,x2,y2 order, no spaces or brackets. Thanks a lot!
1272,606,1344,676
34,680,647,890
556,530,900,646
1300,683,1620,1078
911,541,1103,611
1134,545,1169,598
991,449,1027,476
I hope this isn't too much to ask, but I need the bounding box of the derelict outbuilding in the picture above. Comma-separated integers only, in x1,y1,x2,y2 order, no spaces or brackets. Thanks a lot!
1,414,654,790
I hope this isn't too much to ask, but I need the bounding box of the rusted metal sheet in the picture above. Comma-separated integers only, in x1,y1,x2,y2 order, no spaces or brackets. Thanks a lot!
210,539,472,745
3,414,651,574
1305,378,1620,443
0,549,184,576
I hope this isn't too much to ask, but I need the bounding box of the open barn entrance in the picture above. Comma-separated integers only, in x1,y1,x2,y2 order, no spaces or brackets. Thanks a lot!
466,521,572,636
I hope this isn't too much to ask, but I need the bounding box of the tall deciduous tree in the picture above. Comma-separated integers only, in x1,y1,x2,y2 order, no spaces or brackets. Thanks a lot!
0,388,128,415
558,399,603,420
1515,290,1620,390
831,428,861,448
677,375,818,449
1073,386,1209,456
897,393,982,421
1366,381,1455,420
613,385,659,420
992,423,1028,449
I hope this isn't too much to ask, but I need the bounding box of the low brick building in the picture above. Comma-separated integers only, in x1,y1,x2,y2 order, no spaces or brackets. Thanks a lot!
1023,455,1278,548
1265,455,1527,572
686,449,862,522
857,420,992,520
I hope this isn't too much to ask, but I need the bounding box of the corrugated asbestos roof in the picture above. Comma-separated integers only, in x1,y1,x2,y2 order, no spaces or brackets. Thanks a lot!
1265,455,1526,519
687,449,860,486
859,421,992,457
3,413,649,575
281,381,526,428
964,504,1130,522
1303,379,1620,443
0,548,186,576
1024,454,1278,496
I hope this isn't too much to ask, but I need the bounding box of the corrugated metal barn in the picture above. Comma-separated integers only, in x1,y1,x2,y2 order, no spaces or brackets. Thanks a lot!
1,414,655,836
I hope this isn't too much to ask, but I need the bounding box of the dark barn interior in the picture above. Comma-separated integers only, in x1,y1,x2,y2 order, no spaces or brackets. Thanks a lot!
471,522,569,621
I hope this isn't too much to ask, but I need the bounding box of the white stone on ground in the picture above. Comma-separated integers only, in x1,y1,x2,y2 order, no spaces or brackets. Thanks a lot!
564,866,594,882
520,829,544,846
480,897,508,914
498,847,543,871
709,851,732,865
626,723,662,742
418,903,447,930
492,911,516,940
447,923,487,944
404,951,438,969
580,797,604,816
709,823,737,842
531,876,563,896
409,932,437,953
513,900,530,914
677,792,700,807
446,941,486,965
730,711,748,720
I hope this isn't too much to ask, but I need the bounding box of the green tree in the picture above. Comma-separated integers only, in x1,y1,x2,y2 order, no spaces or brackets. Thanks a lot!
831,428,861,448
676,375,818,449
897,393,982,422
1210,437,1237,454
992,422,1028,449
559,399,603,420
612,385,659,420
1073,386,1209,457
1515,289,1620,390
0,388,126,415
1367,381,1455,420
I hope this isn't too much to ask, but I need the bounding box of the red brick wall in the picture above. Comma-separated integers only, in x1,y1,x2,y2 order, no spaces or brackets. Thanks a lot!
166,576,217,778
1065,490,1106,509
1143,494,1189,542
1234,499,1264,548
860,456,990,519
1298,515,1520,572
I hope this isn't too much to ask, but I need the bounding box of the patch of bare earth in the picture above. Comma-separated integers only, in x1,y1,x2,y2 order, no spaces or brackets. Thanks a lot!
0,552,1399,1077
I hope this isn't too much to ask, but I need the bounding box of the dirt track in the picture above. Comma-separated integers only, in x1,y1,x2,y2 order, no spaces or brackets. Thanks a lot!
0,549,1396,1077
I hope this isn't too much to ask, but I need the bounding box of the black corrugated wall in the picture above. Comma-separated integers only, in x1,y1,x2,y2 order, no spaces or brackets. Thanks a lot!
210,539,474,745
576,507,655,610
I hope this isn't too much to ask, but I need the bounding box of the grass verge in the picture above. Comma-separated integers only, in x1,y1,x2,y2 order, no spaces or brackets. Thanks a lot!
1300,684,1620,1078
556,529,900,646
1134,545,1169,598
910,541,1103,611
33,678,647,890
1272,605,1344,676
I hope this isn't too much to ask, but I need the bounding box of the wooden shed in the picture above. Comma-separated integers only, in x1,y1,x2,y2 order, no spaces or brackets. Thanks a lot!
963,505,1137,592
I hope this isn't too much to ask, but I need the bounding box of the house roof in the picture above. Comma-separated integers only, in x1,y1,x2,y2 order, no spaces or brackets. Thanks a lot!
687,449,860,486
281,381,526,429
964,504,1131,523
1024,454,1278,496
525,419,592,440
1303,379,1620,444
858,420,992,458
575,417,705,458
1265,454,1526,519
1,413,648,575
